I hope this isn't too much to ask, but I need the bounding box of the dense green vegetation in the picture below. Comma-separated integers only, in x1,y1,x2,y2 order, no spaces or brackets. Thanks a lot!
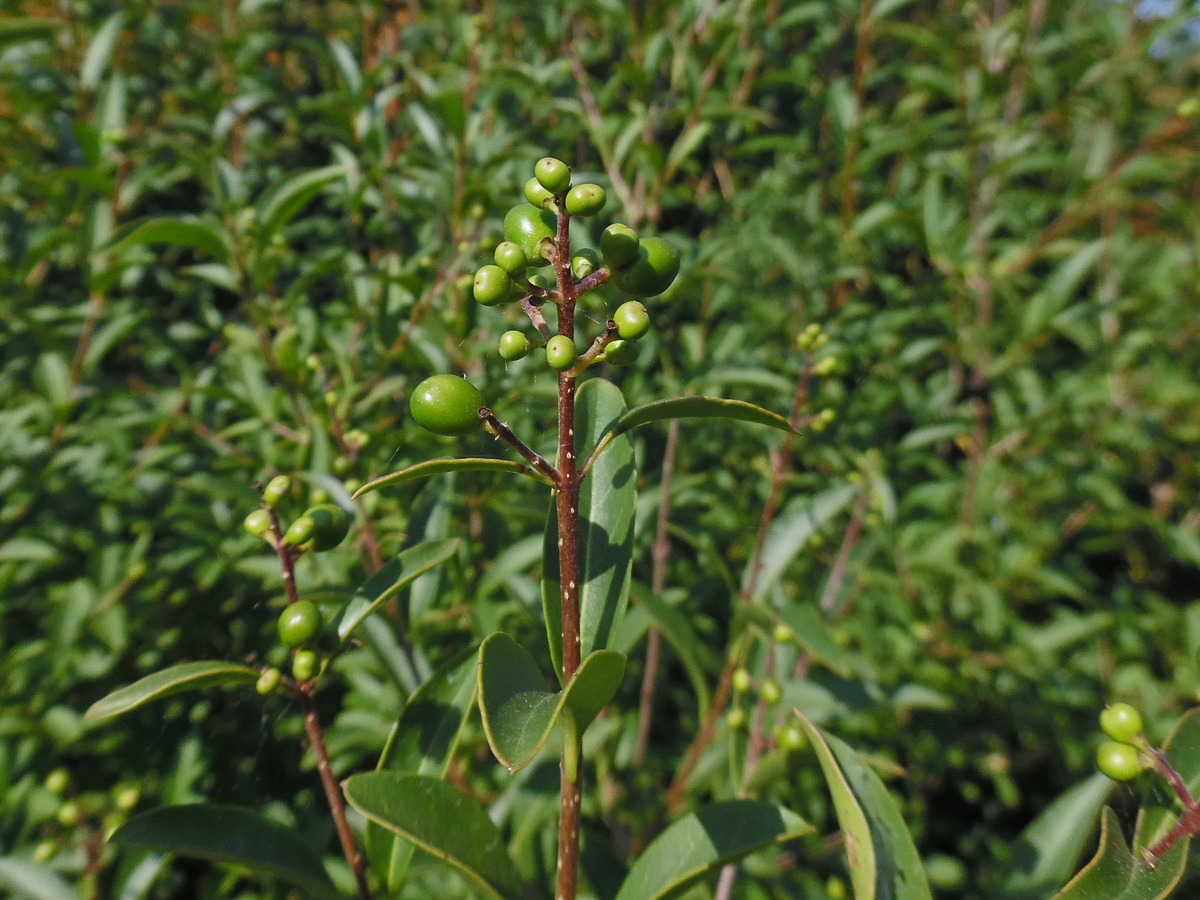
2,1,1199,897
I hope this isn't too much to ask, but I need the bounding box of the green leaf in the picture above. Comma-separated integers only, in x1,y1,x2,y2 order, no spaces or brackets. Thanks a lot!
255,164,347,237
109,804,339,900
1052,808,1185,899
1133,707,1200,850
478,632,624,772
585,394,795,473
0,18,62,48
632,584,713,720
544,379,637,678
84,661,259,722
0,858,77,900
797,713,933,900
777,603,862,679
104,217,231,264
614,800,813,900
335,538,460,640
343,773,524,900
80,11,124,90
352,458,550,499
1004,773,1114,895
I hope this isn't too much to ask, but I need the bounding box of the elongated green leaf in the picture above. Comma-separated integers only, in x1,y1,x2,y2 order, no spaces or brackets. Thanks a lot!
797,713,932,900
777,602,861,678
85,661,259,722
104,217,231,264
343,773,523,900
585,395,794,473
255,165,347,236
1004,773,1114,895
614,801,813,900
352,458,550,499
335,538,460,640
0,18,62,47
80,12,124,90
109,805,338,900
0,858,77,900
1052,808,1185,899
544,379,636,679
632,584,712,720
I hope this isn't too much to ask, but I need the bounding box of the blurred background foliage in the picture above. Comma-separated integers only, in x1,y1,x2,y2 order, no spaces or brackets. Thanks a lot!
1,0,1198,897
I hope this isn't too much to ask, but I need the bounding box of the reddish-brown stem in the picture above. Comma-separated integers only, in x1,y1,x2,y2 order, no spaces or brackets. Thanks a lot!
480,407,561,485
1149,746,1196,809
264,501,300,606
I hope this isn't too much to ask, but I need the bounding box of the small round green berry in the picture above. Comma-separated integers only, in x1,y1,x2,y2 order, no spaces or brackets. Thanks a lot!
603,339,638,366
534,157,572,194
410,375,484,437
256,667,282,695
45,769,70,796
546,335,578,371
565,183,606,217
262,475,291,507
612,236,679,298
493,241,528,275
474,264,513,306
32,840,55,864
777,723,808,752
1100,703,1145,745
773,623,796,644
571,248,601,279
613,300,650,340
344,428,369,450
760,679,782,705
732,668,753,693
292,650,318,683
113,784,140,811
56,801,80,828
498,330,530,362
1096,740,1145,781
243,509,272,538
504,203,556,266
283,515,316,547
310,487,330,505
524,177,555,210
727,706,748,730
600,223,639,268
304,504,350,552
277,600,322,648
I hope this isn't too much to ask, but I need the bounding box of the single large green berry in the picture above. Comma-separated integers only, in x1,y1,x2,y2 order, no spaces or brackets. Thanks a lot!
498,330,530,361
243,508,272,537
614,300,650,340
504,204,556,267
292,650,318,682
277,600,322,648
612,237,679,298
603,339,637,366
524,178,555,210
534,157,571,194
256,667,282,695
1096,741,1145,781
410,375,484,436
1100,703,1145,745
262,475,291,507
571,248,601,279
473,265,513,306
545,335,578,371
304,504,350,552
493,241,528,275
565,183,606,217
600,224,639,268
283,515,315,546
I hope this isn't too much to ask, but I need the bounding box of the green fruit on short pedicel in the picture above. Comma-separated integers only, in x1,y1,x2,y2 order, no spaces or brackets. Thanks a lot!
304,504,350,551
283,515,315,546
256,667,282,695
614,300,650,340
410,375,484,436
565,183,606,217
613,237,679,298
732,668,753,693
504,204,556,266
243,508,271,537
546,335,578,371
493,241,528,275
534,157,571,194
262,475,291,507
474,264,513,306
1100,703,1145,744
277,600,322,648
600,223,639,268
292,650,318,682
604,339,637,366
760,679,782,704
523,178,555,210
498,330,530,361
1096,740,1144,781
571,248,600,279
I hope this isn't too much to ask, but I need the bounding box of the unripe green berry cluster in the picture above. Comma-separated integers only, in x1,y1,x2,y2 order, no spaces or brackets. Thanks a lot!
1095,703,1149,781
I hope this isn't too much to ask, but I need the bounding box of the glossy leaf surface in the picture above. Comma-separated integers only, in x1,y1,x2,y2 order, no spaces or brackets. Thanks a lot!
84,661,259,722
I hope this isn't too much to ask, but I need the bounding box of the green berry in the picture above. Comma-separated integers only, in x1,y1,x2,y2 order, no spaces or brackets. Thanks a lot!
571,248,601,279
410,375,484,436
1096,741,1145,781
344,428,369,449
534,157,571,194
1100,703,1145,745
45,769,70,796
727,707,747,730
600,223,639,268
604,339,638,366
304,504,350,552
493,241,528,275
283,515,316,547
243,508,272,538
277,600,322,648
760,679,782,705
292,650,318,683
565,183,606,217
545,335,578,371
773,623,796,644
614,300,650,340
613,237,679,298
474,264,513,306
504,204,556,266
33,840,55,863
256,667,282,695
498,330,530,362
777,724,808,752
262,475,291,507
732,668,753,693
56,801,80,828
523,177,555,210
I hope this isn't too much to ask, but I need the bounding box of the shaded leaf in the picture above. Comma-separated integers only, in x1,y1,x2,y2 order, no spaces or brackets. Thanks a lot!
255,165,347,236
1052,808,1185,899
335,539,460,640
104,217,231,264
85,661,259,722
352,458,550,499
0,858,77,900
